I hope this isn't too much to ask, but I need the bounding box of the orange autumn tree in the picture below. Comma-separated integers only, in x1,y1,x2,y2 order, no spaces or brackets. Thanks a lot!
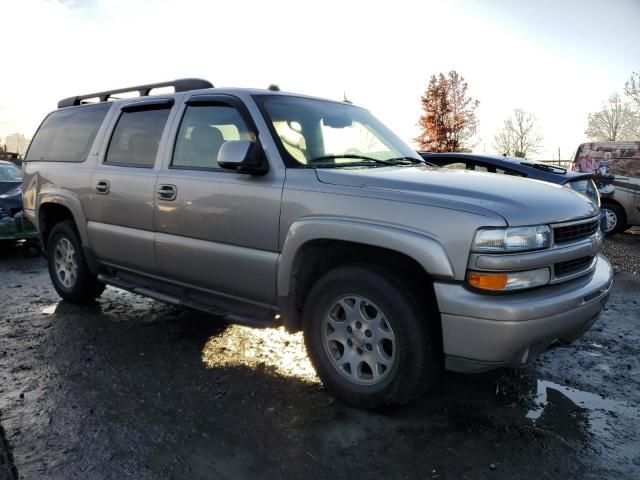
416,71,479,152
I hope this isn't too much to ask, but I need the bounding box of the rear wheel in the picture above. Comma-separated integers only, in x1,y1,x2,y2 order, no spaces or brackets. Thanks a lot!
303,265,439,409
601,203,626,235
47,220,105,303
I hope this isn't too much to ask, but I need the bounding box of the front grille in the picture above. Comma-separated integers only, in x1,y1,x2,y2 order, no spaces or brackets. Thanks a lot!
555,256,594,276
553,219,599,244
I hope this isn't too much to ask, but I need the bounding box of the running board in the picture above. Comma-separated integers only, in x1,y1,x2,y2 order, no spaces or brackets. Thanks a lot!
97,273,278,327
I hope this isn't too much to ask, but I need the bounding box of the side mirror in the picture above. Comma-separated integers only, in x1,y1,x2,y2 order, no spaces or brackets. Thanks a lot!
218,140,268,175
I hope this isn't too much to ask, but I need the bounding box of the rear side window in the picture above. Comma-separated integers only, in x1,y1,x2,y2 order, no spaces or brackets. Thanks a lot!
105,108,170,167
26,103,110,162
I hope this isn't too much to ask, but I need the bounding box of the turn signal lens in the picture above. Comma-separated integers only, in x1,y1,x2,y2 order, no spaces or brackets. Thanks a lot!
467,273,508,290
467,268,551,291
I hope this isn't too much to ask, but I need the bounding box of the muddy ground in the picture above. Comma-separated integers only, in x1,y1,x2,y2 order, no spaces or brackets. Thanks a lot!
0,232,639,480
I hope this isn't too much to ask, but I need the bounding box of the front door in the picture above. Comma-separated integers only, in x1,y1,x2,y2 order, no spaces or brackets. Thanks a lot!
154,94,283,305
85,100,174,273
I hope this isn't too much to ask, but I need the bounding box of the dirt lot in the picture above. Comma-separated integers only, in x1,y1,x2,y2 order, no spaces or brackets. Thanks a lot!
1,232,639,480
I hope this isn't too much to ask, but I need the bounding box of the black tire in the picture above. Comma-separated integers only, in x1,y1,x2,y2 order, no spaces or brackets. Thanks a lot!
303,265,439,409
47,220,105,303
601,203,627,236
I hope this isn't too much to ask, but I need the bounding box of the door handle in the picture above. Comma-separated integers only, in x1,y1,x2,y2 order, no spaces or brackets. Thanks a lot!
157,184,177,201
95,180,110,194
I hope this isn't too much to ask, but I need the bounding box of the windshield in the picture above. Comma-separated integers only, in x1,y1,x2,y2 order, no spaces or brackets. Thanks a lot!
258,96,422,167
0,163,22,182
566,178,600,205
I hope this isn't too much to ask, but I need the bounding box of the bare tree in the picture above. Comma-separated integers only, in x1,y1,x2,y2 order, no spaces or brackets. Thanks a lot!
625,71,640,107
493,109,543,158
585,93,639,141
4,132,31,157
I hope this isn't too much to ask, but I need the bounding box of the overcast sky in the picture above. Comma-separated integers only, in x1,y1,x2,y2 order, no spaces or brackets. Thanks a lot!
1,0,638,159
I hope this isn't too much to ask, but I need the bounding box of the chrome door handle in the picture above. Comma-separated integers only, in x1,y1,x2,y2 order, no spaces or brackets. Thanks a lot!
95,180,110,194
157,184,177,201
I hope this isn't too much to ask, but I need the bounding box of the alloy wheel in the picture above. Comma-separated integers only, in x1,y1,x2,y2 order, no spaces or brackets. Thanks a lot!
322,295,396,386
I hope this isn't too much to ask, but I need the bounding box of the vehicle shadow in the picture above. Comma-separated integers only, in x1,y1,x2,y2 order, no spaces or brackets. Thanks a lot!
17,293,595,480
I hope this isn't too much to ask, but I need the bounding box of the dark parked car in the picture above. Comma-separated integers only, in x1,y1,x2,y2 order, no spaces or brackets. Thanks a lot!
0,160,22,195
420,152,600,209
0,161,39,248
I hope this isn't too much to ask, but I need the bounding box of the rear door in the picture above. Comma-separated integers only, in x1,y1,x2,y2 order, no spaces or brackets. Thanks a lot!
84,99,174,273
153,94,283,305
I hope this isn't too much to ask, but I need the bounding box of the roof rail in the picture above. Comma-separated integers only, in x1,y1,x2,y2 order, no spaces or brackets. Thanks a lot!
57,78,214,108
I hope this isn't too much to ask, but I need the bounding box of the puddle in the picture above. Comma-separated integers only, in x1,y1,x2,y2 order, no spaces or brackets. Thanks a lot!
527,380,638,440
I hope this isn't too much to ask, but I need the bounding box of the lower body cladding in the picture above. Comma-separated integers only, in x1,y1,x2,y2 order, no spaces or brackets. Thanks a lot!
434,254,614,373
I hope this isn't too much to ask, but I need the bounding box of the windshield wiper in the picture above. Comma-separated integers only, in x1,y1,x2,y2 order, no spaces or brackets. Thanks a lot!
308,154,424,168
309,154,395,166
385,156,426,165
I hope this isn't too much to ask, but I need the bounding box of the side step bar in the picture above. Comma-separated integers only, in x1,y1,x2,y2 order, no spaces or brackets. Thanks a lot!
97,273,278,328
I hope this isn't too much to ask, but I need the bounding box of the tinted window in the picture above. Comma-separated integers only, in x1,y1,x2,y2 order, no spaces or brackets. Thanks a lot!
105,108,170,167
444,162,466,170
26,103,110,162
172,105,253,169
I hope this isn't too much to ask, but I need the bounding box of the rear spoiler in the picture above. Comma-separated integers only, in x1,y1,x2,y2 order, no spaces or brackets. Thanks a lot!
561,172,595,184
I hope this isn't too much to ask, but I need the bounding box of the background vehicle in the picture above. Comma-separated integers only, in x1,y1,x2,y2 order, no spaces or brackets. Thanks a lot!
0,162,39,250
573,141,640,235
420,152,600,205
0,160,22,194
22,79,612,409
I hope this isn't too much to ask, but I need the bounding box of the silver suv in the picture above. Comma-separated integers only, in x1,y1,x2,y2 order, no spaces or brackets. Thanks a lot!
23,79,613,409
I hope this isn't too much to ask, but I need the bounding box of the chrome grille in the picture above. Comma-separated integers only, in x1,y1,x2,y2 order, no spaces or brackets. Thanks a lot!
553,219,599,244
555,256,594,277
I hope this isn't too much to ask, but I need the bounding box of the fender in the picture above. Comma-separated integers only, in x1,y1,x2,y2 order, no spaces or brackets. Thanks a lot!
277,217,455,300
36,188,90,246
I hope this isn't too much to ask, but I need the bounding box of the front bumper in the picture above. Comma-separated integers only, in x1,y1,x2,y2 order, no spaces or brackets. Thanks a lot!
434,254,613,373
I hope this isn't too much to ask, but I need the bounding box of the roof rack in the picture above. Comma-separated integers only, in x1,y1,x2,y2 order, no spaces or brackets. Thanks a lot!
57,78,214,108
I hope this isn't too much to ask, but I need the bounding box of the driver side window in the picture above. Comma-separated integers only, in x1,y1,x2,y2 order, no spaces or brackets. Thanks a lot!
172,104,253,170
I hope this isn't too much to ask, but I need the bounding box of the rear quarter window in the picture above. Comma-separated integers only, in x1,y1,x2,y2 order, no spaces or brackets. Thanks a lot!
26,103,111,162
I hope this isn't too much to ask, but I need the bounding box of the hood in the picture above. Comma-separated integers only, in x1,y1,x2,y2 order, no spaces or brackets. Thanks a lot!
315,166,599,225
0,185,23,212
0,180,20,195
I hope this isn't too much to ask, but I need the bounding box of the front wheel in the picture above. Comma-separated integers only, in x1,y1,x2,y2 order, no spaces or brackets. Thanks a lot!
303,265,439,409
47,220,105,303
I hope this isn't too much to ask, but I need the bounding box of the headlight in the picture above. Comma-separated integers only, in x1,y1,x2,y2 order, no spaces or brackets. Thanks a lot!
472,225,551,253
467,268,551,291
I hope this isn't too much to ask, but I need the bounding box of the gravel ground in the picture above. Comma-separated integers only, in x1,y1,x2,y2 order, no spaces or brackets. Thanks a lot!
602,227,640,275
0,232,639,480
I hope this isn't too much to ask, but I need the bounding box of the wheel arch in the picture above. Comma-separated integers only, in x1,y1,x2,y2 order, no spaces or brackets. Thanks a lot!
277,219,453,338
37,190,89,249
